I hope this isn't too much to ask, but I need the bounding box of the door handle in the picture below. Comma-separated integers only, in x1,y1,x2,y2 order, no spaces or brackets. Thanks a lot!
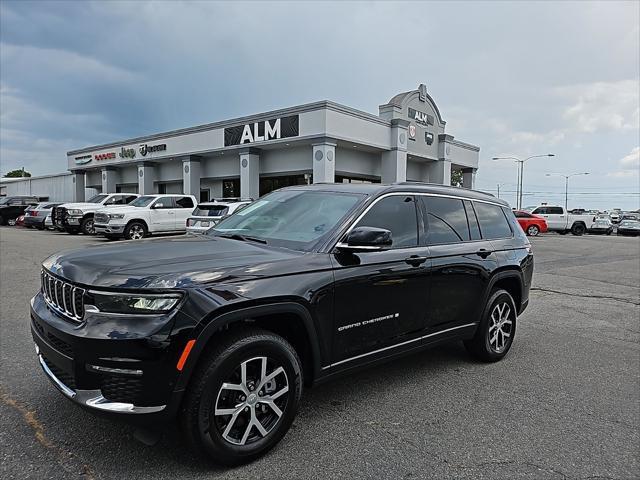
404,255,428,267
476,249,492,259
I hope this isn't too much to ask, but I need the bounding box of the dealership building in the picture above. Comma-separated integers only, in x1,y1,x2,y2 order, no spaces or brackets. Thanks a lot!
4,84,480,202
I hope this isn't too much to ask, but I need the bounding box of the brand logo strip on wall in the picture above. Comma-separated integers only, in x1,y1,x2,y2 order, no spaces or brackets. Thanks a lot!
74,155,92,165
224,115,299,147
408,107,434,127
94,152,116,161
139,143,166,156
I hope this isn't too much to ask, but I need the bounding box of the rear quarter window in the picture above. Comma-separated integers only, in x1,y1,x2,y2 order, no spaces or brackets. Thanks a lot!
422,196,470,244
474,202,513,239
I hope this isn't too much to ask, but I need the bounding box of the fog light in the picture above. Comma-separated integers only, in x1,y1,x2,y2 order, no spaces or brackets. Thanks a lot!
86,364,143,376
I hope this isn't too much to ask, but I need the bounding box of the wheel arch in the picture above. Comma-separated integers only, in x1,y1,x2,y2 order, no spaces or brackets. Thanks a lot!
486,268,525,315
176,302,322,392
125,218,149,231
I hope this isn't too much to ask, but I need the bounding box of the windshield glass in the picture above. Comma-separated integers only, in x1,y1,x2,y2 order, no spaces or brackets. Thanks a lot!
209,190,363,250
129,196,157,207
621,215,639,221
0,197,9,205
87,194,108,203
194,205,229,217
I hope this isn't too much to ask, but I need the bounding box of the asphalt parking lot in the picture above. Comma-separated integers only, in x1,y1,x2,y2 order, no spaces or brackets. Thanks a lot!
1,228,638,480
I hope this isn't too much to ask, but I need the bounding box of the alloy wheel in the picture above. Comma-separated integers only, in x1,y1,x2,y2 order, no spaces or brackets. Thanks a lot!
85,219,95,234
7,219,16,226
527,225,539,236
488,302,513,353
213,356,289,446
129,225,144,240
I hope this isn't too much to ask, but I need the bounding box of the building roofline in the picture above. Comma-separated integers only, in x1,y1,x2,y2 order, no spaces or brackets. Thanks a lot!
67,100,391,156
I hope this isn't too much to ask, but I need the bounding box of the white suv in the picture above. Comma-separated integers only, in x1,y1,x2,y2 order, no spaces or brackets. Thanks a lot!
94,194,197,240
186,198,253,234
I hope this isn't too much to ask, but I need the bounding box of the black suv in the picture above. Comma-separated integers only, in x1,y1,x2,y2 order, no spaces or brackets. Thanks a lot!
0,195,39,225
30,183,533,464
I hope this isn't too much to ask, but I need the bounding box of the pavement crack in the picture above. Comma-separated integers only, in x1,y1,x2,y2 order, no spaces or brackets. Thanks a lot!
530,287,640,306
0,386,97,480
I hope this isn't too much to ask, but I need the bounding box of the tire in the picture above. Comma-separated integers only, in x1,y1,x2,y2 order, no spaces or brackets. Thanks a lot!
558,230,568,235
571,223,586,236
181,328,303,466
124,221,147,240
606,230,612,236
464,289,517,362
526,224,540,236
7,218,17,226
81,216,96,235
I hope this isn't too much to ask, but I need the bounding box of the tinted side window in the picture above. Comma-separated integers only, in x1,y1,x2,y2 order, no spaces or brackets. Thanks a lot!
355,195,418,248
124,195,138,204
175,196,195,209
464,200,481,240
548,207,564,214
514,211,530,218
532,207,546,215
422,197,470,244
474,202,512,239
152,197,175,209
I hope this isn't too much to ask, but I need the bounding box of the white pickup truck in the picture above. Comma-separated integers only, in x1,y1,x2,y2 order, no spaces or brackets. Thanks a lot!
94,194,197,240
54,193,139,234
529,205,596,235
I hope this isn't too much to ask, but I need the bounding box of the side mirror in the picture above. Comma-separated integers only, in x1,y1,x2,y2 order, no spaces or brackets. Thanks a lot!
337,226,392,251
152,202,164,209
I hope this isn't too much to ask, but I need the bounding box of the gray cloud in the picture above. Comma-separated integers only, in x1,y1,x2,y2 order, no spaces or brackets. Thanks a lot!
1,0,638,209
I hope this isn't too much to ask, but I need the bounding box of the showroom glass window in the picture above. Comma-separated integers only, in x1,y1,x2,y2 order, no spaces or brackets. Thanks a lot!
176,197,195,209
474,202,512,239
355,195,418,248
422,196,470,244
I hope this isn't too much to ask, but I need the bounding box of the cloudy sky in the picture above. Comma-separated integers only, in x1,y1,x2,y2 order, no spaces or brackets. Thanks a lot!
1,0,638,209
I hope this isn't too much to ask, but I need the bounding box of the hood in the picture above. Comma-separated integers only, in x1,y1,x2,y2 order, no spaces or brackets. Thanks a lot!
98,205,144,215
42,235,312,289
59,202,106,210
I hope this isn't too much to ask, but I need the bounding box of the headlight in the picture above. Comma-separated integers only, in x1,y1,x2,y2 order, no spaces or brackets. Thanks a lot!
90,292,182,314
109,213,125,219
67,209,83,215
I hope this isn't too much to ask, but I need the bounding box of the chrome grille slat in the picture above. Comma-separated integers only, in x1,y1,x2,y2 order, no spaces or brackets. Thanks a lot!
40,270,84,323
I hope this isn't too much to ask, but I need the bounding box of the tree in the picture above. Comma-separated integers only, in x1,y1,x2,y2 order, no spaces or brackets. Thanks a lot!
4,168,31,178
451,169,463,187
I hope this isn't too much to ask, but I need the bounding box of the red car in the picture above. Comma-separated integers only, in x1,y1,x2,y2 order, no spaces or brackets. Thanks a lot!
514,210,548,236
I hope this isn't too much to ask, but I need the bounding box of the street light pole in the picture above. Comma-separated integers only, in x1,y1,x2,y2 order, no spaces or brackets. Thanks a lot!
545,172,590,211
492,154,555,209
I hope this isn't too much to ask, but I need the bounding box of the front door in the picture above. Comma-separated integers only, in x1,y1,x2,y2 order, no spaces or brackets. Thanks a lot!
150,197,176,231
532,206,565,230
331,195,430,363
422,197,496,331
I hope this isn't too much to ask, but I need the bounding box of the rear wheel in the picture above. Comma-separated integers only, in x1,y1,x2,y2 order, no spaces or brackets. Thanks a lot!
124,221,147,240
464,289,516,362
81,217,95,235
571,223,586,236
526,224,540,236
7,218,17,226
181,329,303,465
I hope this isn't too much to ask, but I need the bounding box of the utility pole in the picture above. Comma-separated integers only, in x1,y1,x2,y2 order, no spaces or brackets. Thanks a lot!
492,154,555,209
546,172,590,211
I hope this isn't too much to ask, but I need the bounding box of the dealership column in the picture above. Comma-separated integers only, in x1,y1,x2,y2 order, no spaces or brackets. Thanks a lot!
381,119,409,183
72,172,85,202
240,149,260,199
426,160,452,185
462,168,477,189
312,141,336,183
101,168,117,193
138,163,156,195
182,157,201,197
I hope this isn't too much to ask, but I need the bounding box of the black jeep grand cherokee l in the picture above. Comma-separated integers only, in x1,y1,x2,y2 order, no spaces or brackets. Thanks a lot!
31,183,533,465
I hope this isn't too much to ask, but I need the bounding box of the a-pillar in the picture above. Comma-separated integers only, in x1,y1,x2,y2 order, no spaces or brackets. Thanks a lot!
138,163,156,195
240,149,260,199
312,141,336,183
72,171,85,202
426,160,452,185
462,168,477,189
381,119,409,183
182,157,201,196
101,168,117,193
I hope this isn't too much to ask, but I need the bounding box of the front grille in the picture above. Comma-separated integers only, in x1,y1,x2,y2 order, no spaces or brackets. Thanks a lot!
101,375,143,403
42,355,76,390
41,270,85,323
94,213,109,224
52,207,67,225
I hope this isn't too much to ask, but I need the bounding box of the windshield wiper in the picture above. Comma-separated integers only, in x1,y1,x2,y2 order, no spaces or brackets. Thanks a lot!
219,233,268,244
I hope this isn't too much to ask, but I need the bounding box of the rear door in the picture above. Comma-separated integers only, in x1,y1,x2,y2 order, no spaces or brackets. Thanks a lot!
423,196,497,331
331,194,431,363
173,196,196,230
149,197,176,231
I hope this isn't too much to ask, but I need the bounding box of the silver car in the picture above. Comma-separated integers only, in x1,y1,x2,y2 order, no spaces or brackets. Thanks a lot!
23,202,61,230
617,214,640,236
186,199,252,234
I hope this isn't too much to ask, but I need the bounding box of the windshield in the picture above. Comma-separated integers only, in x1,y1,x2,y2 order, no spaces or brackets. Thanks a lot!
87,194,108,203
209,190,364,250
621,215,639,221
194,205,229,217
0,197,9,205
129,196,157,207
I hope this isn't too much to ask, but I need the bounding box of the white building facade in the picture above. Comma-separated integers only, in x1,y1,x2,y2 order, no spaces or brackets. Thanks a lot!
56,84,479,202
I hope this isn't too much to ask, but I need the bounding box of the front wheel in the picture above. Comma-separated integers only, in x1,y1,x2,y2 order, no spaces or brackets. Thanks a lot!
464,289,517,362
124,221,147,240
81,217,95,235
181,329,303,466
526,224,540,236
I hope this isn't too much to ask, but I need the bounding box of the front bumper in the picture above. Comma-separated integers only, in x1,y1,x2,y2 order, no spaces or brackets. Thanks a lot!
94,223,124,235
617,228,640,235
186,226,210,234
29,292,193,420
